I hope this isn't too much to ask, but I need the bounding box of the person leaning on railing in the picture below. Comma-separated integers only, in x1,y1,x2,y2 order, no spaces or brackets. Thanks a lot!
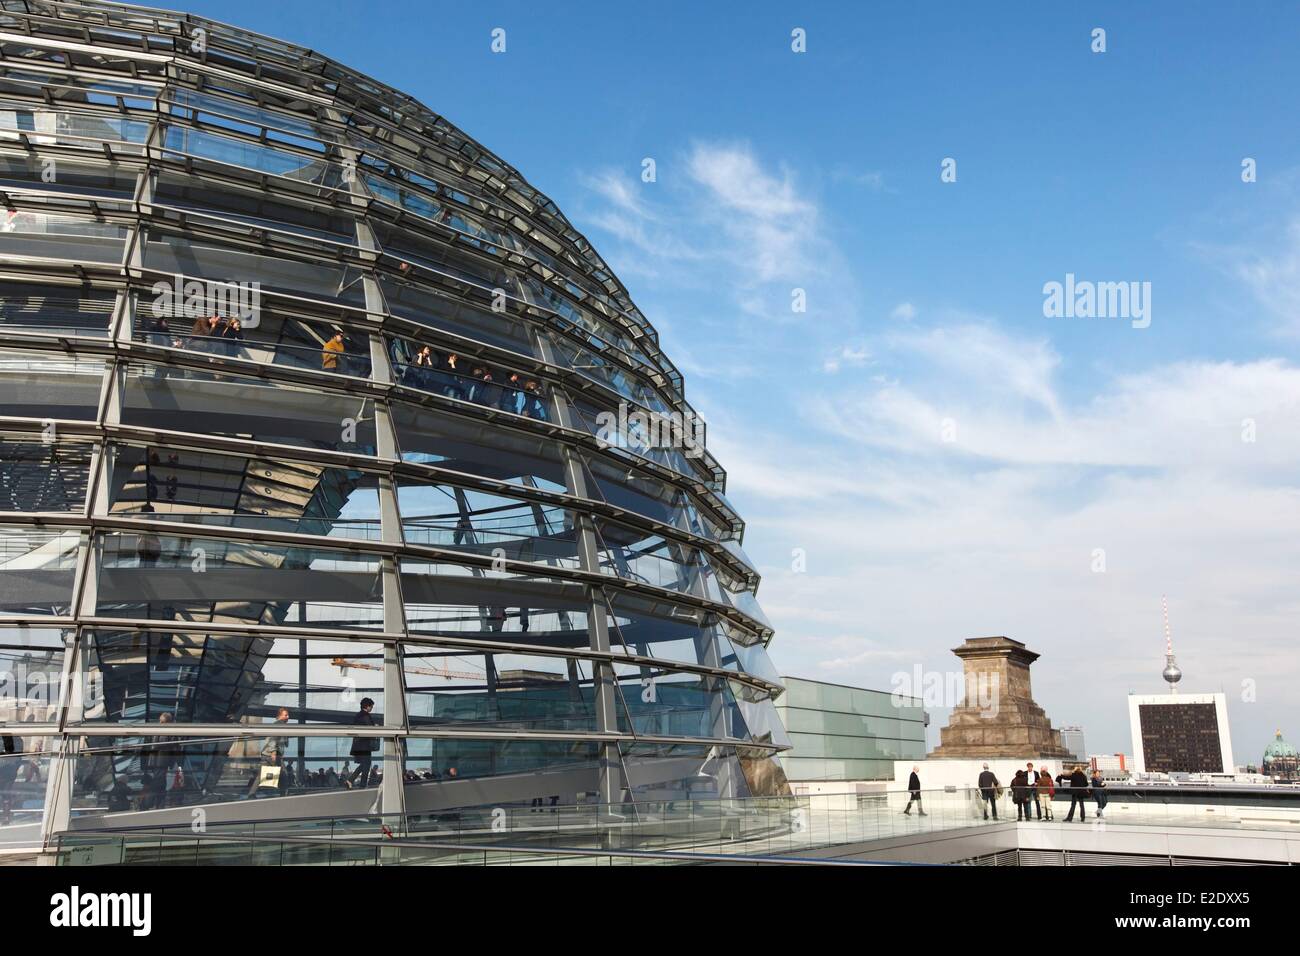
1063,765,1090,822
322,332,346,373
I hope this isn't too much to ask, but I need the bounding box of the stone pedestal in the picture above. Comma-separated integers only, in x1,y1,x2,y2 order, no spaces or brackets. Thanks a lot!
930,636,1072,759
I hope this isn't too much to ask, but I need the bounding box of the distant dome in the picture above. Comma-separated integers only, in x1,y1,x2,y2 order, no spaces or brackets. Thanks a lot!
1263,730,1298,764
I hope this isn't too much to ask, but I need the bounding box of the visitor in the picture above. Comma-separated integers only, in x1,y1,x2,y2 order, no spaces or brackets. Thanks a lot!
1011,769,1029,820
902,765,926,816
189,313,216,352
247,707,290,798
1025,761,1042,820
322,332,346,373
349,696,379,789
442,352,464,399
219,314,245,359
1037,763,1055,820
503,372,524,413
1063,764,1090,822
977,762,999,820
1090,768,1108,819
523,380,546,420
414,345,436,390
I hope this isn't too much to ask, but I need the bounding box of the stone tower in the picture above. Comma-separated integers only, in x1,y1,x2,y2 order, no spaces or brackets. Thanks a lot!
930,636,1072,759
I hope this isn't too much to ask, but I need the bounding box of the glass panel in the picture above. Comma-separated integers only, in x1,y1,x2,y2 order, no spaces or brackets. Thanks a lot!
0,527,79,616
0,152,138,197
73,630,385,726
734,694,792,750
160,124,346,189
0,625,68,720
595,519,703,594
396,479,580,571
142,235,366,308
0,205,127,262
380,275,535,355
0,348,105,421
402,737,601,785
580,453,708,535
724,638,783,689
569,393,704,481
152,169,357,244
95,531,385,631
546,330,670,415
68,733,391,817
121,362,377,454
0,281,116,337
604,591,722,671
617,663,742,740
404,648,624,733
392,401,566,492
167,90,337,145
0,440,92,512
404,592,588,650
0,105,150,150
0,736,52,837
107,443,382,541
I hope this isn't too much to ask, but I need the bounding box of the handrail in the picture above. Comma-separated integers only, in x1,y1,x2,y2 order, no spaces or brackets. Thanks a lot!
54,828,907,866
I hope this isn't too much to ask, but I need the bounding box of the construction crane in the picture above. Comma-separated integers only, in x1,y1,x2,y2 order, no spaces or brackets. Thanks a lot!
330,656,483,681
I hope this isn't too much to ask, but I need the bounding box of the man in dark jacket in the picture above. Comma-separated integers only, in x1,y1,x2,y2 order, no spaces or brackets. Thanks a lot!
1025,761,1042,820
902,765,926,816
1064,765,1090,822
977,763,999,820
349,697,379,789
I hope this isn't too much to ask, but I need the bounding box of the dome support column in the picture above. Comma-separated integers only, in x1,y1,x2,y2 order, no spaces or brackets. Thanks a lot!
533,331,623,813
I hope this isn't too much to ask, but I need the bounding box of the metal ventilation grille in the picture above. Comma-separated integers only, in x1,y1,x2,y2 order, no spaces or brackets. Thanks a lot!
1019,849,1065,866
1171,856,1286,866
1067,851,1170,866
963,850,1019,866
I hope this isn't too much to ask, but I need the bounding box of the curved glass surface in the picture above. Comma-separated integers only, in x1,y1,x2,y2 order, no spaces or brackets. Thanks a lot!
0,0,785,840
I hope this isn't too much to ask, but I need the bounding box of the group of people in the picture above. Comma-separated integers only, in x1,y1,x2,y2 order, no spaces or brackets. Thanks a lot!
140,314,363,376
399,344,548,419
142,312,247,356
904,762,1110,823
976,762,1108,822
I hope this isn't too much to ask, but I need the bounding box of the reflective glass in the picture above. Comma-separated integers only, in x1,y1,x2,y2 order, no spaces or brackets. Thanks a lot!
0,281,116,338
392,401,566,492
121,362,378,455
0,440,92,512
0,349,105,421
396,479,580,571
95,531,385,631
0,625,68,721
72,630,386,726
0,526,79,616
107,443,382,541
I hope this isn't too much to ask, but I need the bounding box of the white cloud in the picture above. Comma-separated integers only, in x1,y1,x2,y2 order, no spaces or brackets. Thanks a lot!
579,142,861,341
891,302,917,321
1229,218,1300,334
822,344,872,373
727,321,1300,753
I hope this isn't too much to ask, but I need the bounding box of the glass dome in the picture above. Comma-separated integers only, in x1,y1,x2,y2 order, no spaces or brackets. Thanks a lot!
0,0,787,847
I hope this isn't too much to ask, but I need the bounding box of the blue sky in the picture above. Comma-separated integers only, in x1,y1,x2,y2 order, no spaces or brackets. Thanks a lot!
190,1,1300,760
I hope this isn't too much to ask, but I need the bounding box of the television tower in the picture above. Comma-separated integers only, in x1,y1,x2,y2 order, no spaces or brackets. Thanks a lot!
1161,596,1182,692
